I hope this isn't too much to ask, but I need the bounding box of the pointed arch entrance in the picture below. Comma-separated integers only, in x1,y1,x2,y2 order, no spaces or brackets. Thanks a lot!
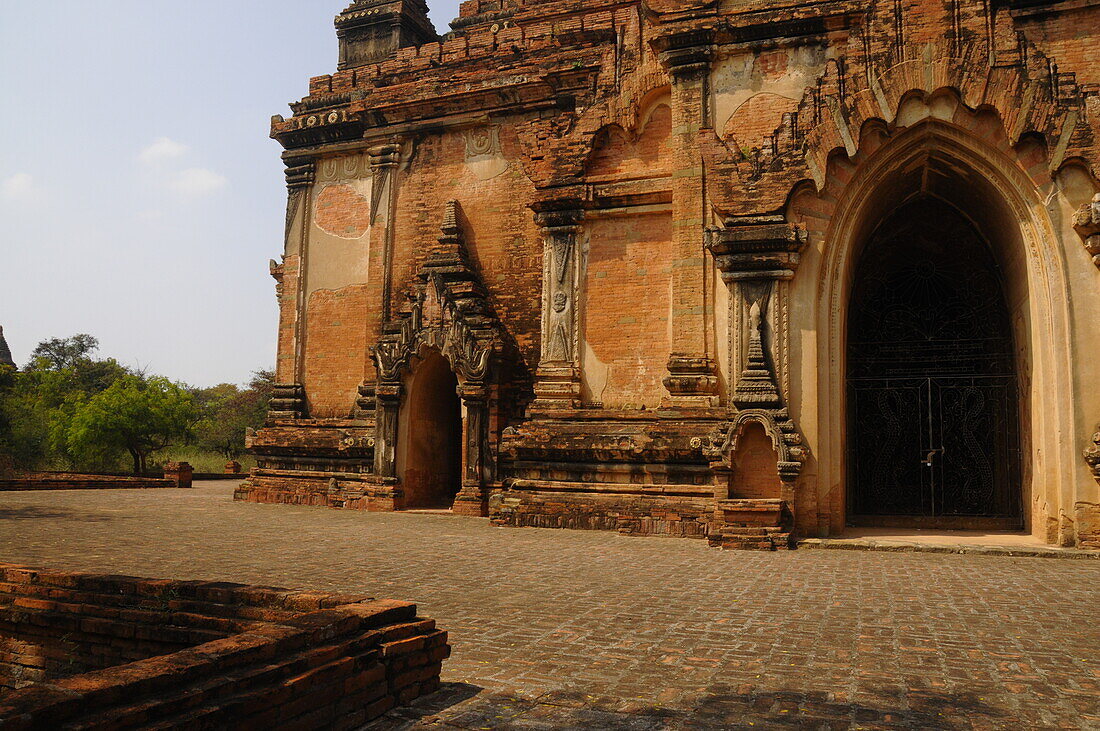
846,197,1022,526
398,350,462,509
810,116,1080,539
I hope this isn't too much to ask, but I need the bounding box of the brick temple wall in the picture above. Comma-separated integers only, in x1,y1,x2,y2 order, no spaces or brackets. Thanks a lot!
251,0,1100,547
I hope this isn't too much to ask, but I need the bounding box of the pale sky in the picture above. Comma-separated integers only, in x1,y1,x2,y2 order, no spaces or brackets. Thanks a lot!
0,1,462,387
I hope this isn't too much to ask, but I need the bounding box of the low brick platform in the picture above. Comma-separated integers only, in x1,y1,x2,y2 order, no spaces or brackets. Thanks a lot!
0,563,448,729
0,473,176,492
490,482,717,538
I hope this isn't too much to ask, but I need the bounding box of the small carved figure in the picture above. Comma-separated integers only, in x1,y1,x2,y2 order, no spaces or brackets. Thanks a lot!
1085,425,1100,481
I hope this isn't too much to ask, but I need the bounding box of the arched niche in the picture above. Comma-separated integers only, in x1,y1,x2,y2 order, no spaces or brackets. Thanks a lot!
396,349,462,509
731,421,783,500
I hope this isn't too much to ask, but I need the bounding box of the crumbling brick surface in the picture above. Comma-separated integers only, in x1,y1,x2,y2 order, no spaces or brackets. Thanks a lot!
0,563,448,729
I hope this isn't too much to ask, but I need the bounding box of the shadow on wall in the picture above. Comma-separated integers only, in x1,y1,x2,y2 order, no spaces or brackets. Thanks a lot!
374,682,1012,729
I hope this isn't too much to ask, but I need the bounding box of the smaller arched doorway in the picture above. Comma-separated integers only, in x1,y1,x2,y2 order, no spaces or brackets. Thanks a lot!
400,351,462,509
846,196,1023,528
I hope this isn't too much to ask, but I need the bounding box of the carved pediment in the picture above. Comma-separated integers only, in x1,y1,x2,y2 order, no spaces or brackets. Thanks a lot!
704,408,806,483
371,201,503,384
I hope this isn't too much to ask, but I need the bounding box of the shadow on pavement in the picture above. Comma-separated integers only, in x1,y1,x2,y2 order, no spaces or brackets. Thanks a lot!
0,505,112,521
370,683,1011,729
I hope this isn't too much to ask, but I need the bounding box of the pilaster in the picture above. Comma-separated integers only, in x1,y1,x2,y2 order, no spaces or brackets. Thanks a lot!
660,31,719,407
709,215,805,410
707,215,808,491
531,202,585,410
373,382,402,477
354,142,403,419
269,157,315,421
454,382,491,515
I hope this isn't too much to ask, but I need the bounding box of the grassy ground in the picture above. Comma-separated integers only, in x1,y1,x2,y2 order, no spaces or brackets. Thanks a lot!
156,447,256,473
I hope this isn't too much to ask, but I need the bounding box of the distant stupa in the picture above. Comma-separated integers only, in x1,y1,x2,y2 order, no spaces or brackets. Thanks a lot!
0,326,15,369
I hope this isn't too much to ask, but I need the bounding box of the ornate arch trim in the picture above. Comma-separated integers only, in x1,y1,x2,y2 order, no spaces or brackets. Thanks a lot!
704,408,805,483
810,117,1079,533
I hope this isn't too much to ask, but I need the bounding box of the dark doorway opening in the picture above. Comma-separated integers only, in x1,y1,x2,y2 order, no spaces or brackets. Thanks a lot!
846,197,1022,529
403,351,462,510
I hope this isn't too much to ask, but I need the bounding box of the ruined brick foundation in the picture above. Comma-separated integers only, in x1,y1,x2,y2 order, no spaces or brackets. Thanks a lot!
0,563,449,729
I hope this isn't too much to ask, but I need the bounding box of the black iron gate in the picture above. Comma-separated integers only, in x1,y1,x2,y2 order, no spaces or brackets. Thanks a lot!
846,197,1022,526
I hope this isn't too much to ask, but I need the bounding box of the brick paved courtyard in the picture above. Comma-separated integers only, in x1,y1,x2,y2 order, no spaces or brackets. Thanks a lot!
0,482,1097,729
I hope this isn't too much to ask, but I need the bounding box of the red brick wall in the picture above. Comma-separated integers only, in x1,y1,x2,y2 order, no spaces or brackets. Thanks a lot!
724,93,801,153
1015,6,1100,86
584,213,673,407
587,104,672,180
303,284,370,417
314,183,373,237
275,253,300,385
390,126,544,370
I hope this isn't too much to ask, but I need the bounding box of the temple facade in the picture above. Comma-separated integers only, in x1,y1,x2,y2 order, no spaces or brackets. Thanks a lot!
238,0,1100,549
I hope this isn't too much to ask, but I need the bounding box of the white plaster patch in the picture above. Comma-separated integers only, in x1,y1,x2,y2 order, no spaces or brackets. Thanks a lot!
463,127,509,181
712,46,828,138
895,97,931,128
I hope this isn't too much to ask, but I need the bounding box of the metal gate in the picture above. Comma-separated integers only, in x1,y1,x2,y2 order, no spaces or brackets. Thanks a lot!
846,197,1022,526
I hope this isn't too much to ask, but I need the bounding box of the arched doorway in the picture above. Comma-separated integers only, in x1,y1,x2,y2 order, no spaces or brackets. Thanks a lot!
400,350,462,509
846,196,1023,528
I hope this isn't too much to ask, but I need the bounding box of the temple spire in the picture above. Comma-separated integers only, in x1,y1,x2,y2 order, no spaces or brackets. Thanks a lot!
0,326,15,369
732,301,781,408
336,0,438,69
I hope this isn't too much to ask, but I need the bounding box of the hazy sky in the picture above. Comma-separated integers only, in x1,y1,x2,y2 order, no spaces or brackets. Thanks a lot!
1,1,462,387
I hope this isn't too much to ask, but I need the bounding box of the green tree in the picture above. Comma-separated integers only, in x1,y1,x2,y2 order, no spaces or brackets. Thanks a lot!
28,334,99,370
0,362,17,466
65,375,198,474
193,369,273,461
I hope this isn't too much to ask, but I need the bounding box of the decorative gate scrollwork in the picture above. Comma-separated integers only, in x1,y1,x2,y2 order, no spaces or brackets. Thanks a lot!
847,197,1022,523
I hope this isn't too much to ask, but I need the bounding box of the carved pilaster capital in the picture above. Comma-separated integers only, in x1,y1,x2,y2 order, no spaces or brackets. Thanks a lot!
268,383,307,420
653,28,714,80
708,216,807,282
457,383,489,404
354,382,377,416
375,382,403,404
284,157,316,192
663,355,719,405
533,206,585,235
368,143,402,170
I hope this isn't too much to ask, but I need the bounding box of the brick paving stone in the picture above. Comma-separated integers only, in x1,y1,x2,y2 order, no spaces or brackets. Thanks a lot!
0,482,1097,729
